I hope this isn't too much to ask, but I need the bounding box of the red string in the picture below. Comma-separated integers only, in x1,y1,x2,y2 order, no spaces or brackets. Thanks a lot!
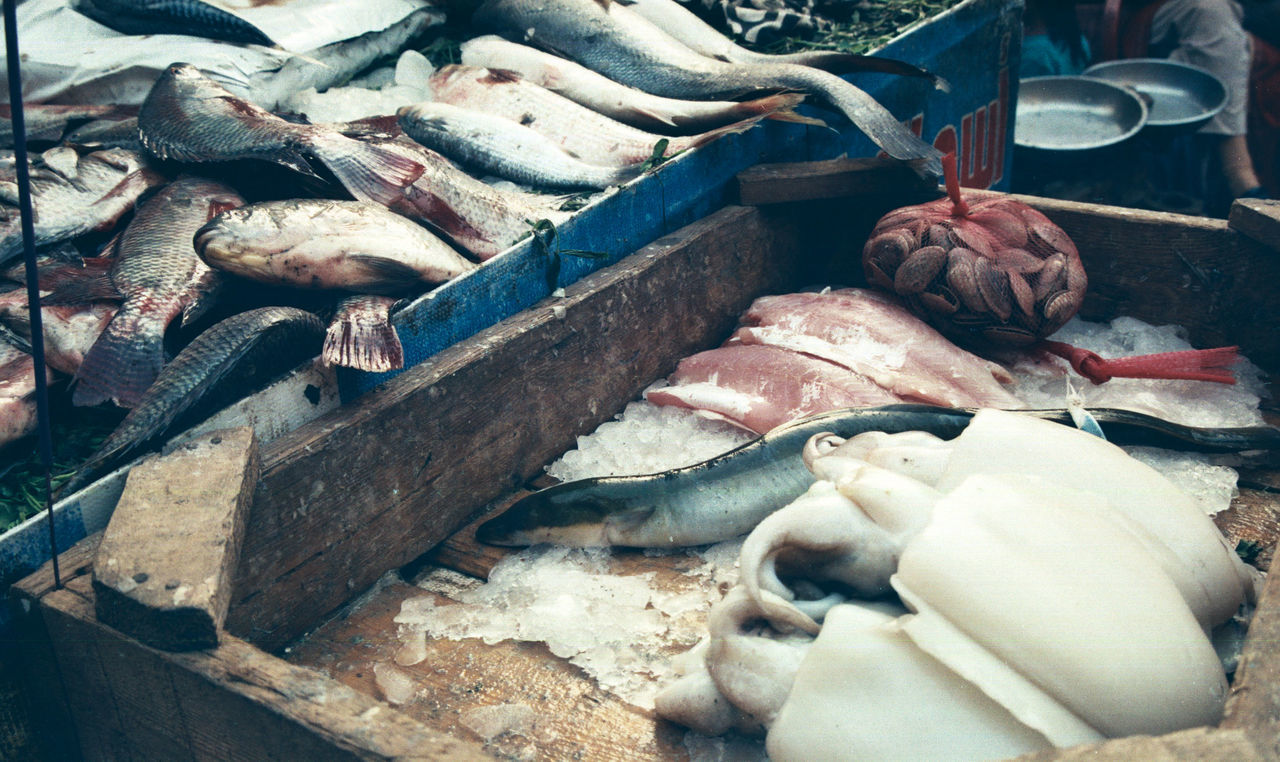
942,152,969,218
1041,341,1239,385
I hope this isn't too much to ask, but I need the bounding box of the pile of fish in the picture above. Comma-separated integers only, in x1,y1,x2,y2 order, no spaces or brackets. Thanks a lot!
0,0,947,495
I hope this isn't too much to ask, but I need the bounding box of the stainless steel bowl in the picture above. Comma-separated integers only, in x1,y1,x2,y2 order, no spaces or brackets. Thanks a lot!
1015,75,1149,151
1082,58,1228,133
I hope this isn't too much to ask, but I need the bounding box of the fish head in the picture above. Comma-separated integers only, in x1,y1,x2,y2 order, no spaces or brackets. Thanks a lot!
475,478,648,547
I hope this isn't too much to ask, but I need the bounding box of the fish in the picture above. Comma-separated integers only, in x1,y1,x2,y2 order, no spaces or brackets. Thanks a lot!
138,63,425,206
194,198,476,294
476,404,1280,548
621,0,949,87
0,104,137,148
0,146,167,266
0,340,46,448
472,0,943,175
0,287,118,376
63,116,144,152
58,306,324,497
645,343,903,433
459,35,816,132
356,134,566,260
397,100,644,190
425,64,767,168
62,176,246,409
323,293,404,373
71,0,276,46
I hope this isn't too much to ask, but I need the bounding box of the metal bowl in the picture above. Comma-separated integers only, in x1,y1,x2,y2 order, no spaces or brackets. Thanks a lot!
1015,75,1148,152
1082,58,1227,132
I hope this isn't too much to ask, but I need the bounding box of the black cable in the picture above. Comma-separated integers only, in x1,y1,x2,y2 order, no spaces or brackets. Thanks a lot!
3,0,60,589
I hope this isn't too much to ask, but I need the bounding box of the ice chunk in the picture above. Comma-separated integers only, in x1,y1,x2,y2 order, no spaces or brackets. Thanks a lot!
460,703,536,741
373,663,415,705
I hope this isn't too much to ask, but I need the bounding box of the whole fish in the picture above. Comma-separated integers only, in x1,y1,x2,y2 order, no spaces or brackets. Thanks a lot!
476,404,1280,548
67,176,246,409
397,101,643,190
623,0,949,87
59,306,325,497
426,65,765,168
0,147,166,265
323,293,404,373
358,134,566,260
138,63,424,206
459,35,814,132
472,0,943,175
72,0,276,46
195,198,476,293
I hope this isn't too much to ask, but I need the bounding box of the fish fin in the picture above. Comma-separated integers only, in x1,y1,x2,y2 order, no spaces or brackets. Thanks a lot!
322,302,404,373
688,115,766,150
308,132,425,206
180,271,223,328
764,50,952,91
72,305,165,408
479,67,525,85
40,266,120,305
604,504,657,535
347,255,426,291
624,105,679,128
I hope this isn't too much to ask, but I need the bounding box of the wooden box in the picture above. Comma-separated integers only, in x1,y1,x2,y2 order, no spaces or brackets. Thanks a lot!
10,163,1280,760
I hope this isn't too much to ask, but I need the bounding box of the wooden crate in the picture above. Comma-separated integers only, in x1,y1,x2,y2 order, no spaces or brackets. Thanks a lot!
10,163,1280,760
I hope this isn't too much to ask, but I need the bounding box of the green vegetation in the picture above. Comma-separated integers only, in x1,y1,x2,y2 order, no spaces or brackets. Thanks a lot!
762,0,966,56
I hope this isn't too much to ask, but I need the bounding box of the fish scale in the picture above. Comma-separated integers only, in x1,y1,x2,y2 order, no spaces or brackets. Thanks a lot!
72,176,245,409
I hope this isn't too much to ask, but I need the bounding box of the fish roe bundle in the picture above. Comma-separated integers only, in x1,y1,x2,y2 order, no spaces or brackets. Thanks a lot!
862,154,1086,346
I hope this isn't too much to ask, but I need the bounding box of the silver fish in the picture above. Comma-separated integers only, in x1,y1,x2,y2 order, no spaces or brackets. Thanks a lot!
195,198,476,293
472,0,943,175
59,306,325,497
0,340,44,448
323,293,404,373
138,63,425,206
68,176,246,409
397,100,643,190
426,65,767,168
0,147,166,265
0,103,137,148
72,0,276,46
624,0,949,87
0,287,118,377
459,35,815,132
476,404,1280,548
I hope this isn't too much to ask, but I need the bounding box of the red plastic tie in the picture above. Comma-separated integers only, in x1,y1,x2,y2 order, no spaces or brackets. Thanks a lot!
1041,341,1240,385
942,152,969,218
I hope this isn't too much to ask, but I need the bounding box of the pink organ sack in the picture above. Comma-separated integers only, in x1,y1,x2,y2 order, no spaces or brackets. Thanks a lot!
862,155,1087,346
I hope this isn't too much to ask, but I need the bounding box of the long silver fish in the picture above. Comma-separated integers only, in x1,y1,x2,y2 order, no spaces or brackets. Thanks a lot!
138,63,424,206
472,0,943,175
623,0,949,86
67,176,246,409
59,306,325,497
0,146,166,265
195,198,476,293
426,65,767,168
72,0,276,46
476,404,1280,548
459,35,814,132
323,293,404,373
398,100,643,190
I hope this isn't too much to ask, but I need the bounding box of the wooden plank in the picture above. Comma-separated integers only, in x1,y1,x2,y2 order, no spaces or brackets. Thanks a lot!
1228,198,1280,251
226,205,822,652
1015,725,1275,760
1223,541,1280,732
734,156,939,206
14,544,490,761
1013,195,1280,373
93,427,258,651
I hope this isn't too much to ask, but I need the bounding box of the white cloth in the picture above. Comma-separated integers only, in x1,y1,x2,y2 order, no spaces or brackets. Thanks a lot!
1149,0,1252,135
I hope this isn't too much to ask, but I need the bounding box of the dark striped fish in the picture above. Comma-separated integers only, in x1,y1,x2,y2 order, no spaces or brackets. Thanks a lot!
72,0,276,46
59,306,324,496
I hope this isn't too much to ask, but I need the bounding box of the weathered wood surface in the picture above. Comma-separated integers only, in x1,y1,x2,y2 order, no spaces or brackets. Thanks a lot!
1223,534,1280,737
1227,198,1280,251
12,536,490,762
93,427,258,652
226,204,821,652
1012,195,1280,373
735,156,939,206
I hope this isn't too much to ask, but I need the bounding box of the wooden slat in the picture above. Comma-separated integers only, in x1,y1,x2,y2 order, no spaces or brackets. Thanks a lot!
1013,195,1280,373
226,205,822,652
735,156,939,206
1223,543,1280,732
12,544,490,761
1228,198,1280,251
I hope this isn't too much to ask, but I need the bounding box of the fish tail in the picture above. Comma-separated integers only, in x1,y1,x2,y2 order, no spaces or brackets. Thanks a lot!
686,114,767,150
306,131,426,206
72,305,165,408
322,296,405,373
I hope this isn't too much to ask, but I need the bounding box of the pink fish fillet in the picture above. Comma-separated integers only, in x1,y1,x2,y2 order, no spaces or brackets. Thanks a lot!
644,343,902,433
732,288,1023,409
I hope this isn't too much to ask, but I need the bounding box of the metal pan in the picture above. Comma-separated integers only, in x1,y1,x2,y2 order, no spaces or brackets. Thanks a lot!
1082,58,1228,134
1014,75,1149,152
